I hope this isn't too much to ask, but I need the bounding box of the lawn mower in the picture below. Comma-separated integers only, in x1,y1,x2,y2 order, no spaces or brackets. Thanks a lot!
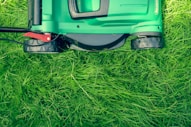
0,0,164,53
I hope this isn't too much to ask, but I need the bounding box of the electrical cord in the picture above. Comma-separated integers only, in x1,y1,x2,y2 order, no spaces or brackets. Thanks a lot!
0,26,64,47
0,27,30,45
0,27,30,32
0,38,24,45
0,34,62,47
0,38,52,47
0,27,64,49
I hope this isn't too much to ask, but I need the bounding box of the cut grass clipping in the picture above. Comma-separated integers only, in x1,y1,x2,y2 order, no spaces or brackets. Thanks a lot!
0,0,191,127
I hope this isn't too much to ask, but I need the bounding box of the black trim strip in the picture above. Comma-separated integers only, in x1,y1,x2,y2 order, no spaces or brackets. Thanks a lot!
0,27,30,32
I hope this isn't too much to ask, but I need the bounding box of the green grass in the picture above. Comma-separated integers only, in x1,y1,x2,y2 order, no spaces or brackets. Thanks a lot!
0,0,191,126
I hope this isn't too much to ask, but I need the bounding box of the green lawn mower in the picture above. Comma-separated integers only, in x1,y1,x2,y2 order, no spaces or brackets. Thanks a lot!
0,0,164,53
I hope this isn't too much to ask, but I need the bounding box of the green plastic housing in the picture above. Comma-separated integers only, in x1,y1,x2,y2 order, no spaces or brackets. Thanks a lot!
30,0,163,35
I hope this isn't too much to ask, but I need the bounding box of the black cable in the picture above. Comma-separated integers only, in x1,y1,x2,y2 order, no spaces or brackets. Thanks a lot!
0,38,51,47
0,38,24,45
0,27,46,46
0,27,30,32
0,34,61,46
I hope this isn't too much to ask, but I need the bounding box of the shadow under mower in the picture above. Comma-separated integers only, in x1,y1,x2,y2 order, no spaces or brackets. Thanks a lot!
2,0,164,53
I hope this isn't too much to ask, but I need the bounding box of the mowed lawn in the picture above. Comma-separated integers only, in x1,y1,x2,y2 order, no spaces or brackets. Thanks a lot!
0,0,191,127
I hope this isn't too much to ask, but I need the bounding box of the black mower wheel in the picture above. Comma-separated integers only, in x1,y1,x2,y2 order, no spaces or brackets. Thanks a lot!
23,39,64,53
131,36,164,50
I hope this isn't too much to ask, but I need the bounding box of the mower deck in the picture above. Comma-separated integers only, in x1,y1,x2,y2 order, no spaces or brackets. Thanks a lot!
24,0,164,53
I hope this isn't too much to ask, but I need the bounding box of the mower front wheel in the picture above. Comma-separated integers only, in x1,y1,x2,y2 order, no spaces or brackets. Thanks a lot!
131,36,164,50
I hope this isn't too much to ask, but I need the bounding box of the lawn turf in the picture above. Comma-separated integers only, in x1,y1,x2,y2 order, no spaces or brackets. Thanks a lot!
0,0,191,126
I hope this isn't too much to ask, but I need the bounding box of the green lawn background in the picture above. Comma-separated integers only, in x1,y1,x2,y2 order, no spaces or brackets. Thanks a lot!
0,0,191,126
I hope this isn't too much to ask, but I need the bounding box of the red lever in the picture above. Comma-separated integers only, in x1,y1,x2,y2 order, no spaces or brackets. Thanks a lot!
24,32,51,42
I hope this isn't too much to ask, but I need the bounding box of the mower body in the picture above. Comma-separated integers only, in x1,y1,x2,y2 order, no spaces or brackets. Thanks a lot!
25,0,164,53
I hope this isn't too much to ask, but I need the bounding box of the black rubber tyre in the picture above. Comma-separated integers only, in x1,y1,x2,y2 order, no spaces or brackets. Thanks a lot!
131,36,164,50
23,39,64,53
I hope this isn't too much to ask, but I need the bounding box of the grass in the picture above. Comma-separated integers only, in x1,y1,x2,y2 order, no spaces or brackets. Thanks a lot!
0,0,191,126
